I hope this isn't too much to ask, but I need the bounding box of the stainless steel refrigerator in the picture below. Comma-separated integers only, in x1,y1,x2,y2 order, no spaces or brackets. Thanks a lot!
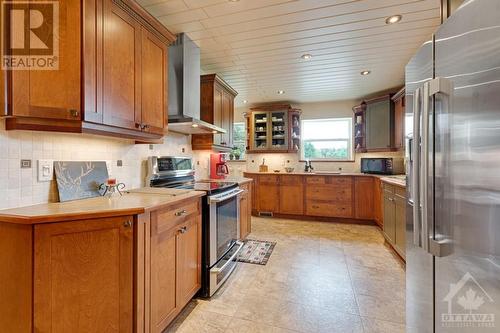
406,0,500,332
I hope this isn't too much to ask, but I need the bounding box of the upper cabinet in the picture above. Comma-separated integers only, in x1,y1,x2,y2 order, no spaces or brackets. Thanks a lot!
3,0,175,142
353,90,404,153
246,104,301,154
392,87,405,150
192,74,238,151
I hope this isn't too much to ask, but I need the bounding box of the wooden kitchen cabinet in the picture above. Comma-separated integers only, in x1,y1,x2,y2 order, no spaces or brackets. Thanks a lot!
257,175,280,213
240,182,252,239
365,95,394,151
150,199,202,333
392,87,406,150
382,182,406,260
192,74,238,151
34,216,134,333
279,176,304,215
373,177,383,227
3,0,175,142
354,177,374,220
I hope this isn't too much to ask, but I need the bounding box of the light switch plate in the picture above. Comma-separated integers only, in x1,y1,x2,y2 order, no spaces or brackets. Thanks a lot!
38,159,54,182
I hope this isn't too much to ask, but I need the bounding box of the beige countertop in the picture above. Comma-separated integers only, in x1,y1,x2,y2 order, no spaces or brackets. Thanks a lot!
380,176,406,188
0,188,205,225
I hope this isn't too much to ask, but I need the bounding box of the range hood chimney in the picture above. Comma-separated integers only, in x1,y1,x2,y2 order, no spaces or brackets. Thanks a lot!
168,33,226,135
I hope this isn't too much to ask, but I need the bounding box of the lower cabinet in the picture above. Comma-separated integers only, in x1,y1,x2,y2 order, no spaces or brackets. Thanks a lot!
240,182,252,239
150,200,202,333
354,177,374,220
382,183,406,259
257,175,280,213
34,216,134,333
279,176,304,215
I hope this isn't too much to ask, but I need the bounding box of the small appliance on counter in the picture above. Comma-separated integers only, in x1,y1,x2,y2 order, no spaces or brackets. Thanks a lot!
146,156,244,297
210,153,230,179
360,157,404,175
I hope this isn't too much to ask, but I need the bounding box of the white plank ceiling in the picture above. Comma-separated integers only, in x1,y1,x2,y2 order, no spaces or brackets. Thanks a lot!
138,0,441,106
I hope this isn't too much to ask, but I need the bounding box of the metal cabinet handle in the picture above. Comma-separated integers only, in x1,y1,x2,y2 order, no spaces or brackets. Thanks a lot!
175,209,187,216
312,205,319,209
388,197,395,202
124,220,133,228
179,226,187,234
69,109,79,118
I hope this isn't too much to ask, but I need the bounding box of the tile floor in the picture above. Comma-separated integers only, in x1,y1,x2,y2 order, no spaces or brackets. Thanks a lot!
165,217,406,333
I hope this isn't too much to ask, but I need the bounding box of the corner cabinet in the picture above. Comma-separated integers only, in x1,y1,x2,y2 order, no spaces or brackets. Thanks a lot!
353,91,405,152
192,74,238,151
246,104,301,153
3,0,175,142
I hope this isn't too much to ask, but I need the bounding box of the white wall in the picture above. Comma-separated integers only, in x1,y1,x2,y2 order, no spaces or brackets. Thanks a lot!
0,118,211,209
229,100,404,177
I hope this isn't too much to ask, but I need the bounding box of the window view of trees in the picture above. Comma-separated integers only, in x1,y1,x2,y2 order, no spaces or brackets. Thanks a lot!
232,123,246,159
301,118,352,160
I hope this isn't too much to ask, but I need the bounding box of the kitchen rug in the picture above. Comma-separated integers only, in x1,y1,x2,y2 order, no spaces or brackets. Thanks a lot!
237,239,276,265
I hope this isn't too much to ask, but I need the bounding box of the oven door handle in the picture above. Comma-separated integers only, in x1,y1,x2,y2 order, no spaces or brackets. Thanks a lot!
209,189,245,203
211,241,244,273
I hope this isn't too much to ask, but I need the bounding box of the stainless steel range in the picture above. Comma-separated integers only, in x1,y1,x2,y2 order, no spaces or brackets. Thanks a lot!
146,156,244,297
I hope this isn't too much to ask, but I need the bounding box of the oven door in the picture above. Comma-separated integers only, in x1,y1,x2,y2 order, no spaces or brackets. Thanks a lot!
208,189,244,266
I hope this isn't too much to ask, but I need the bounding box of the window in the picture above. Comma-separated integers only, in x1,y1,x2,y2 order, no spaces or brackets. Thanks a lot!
301,118,353,160
232,122,246,160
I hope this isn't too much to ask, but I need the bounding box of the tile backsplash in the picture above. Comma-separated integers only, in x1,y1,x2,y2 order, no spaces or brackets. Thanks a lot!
227,151,405,178
0,119,211,209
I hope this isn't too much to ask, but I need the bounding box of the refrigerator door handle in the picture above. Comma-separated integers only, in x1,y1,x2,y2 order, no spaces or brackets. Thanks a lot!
421,82,431,252
412,86,422,247
428,77,454,257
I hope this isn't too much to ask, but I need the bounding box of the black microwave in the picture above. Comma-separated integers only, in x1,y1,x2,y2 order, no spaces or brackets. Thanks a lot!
360,158,404,175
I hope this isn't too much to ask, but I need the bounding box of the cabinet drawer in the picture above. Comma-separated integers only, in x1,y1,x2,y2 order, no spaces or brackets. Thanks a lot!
259,175,279,184
306,201,352,218
155,200,200,234
280,175,302,185
240,182,250,192
306,176,325,184
383,183,395,193
306,185,352,202
331,176,353,187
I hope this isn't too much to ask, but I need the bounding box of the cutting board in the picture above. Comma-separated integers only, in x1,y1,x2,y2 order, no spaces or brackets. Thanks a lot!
54,161,109,202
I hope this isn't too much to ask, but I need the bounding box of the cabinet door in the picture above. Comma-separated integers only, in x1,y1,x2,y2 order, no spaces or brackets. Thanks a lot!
395,195,406,256
383,193,396,243
354,177,374,219
221,90,234,146
366,98,392,150
279,176,304,215
240,190,249,239
150,217,179,332
213,85,223,145
373,178,383,227
394,96,405,149
141,28,167,135
34,216,133,333
0,67,5,116
11,0,81,120
257,176,280,213
177,216,202,307
102,0,141,131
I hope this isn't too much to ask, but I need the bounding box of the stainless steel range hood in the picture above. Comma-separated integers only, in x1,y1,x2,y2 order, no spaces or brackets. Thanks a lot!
168,33,226,135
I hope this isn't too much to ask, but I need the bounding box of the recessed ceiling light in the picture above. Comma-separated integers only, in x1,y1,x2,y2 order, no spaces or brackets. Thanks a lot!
360,70,371,76
385,15,402,24
243,100,248,104
277,90,285,95
192,124,199,128
301,53,313,60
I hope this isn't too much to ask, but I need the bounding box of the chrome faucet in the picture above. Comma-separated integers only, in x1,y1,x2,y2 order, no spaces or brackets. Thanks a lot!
304,160,314,173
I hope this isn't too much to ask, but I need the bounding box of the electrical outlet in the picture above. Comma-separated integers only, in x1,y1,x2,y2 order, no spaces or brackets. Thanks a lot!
20,159,32,169
117,160,123,167
38,160,54,182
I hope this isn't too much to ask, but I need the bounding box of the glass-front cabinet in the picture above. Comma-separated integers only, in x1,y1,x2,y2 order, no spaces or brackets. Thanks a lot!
246,104,301,153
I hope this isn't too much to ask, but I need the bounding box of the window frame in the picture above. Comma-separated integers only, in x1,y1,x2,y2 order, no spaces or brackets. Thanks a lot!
300,117,354,162
232,122,247,160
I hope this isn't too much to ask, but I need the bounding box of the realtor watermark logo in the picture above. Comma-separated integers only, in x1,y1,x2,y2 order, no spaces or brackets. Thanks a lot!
1,0,59,70
442,272,495,329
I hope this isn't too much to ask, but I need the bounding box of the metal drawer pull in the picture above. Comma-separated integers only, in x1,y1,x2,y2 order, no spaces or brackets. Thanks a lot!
124,220,132,228
175,209,187,216
179,226,187,234
69,109,79,118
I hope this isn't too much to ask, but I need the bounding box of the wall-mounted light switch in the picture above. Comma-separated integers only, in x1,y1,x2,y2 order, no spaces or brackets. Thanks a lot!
38,160,54,182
